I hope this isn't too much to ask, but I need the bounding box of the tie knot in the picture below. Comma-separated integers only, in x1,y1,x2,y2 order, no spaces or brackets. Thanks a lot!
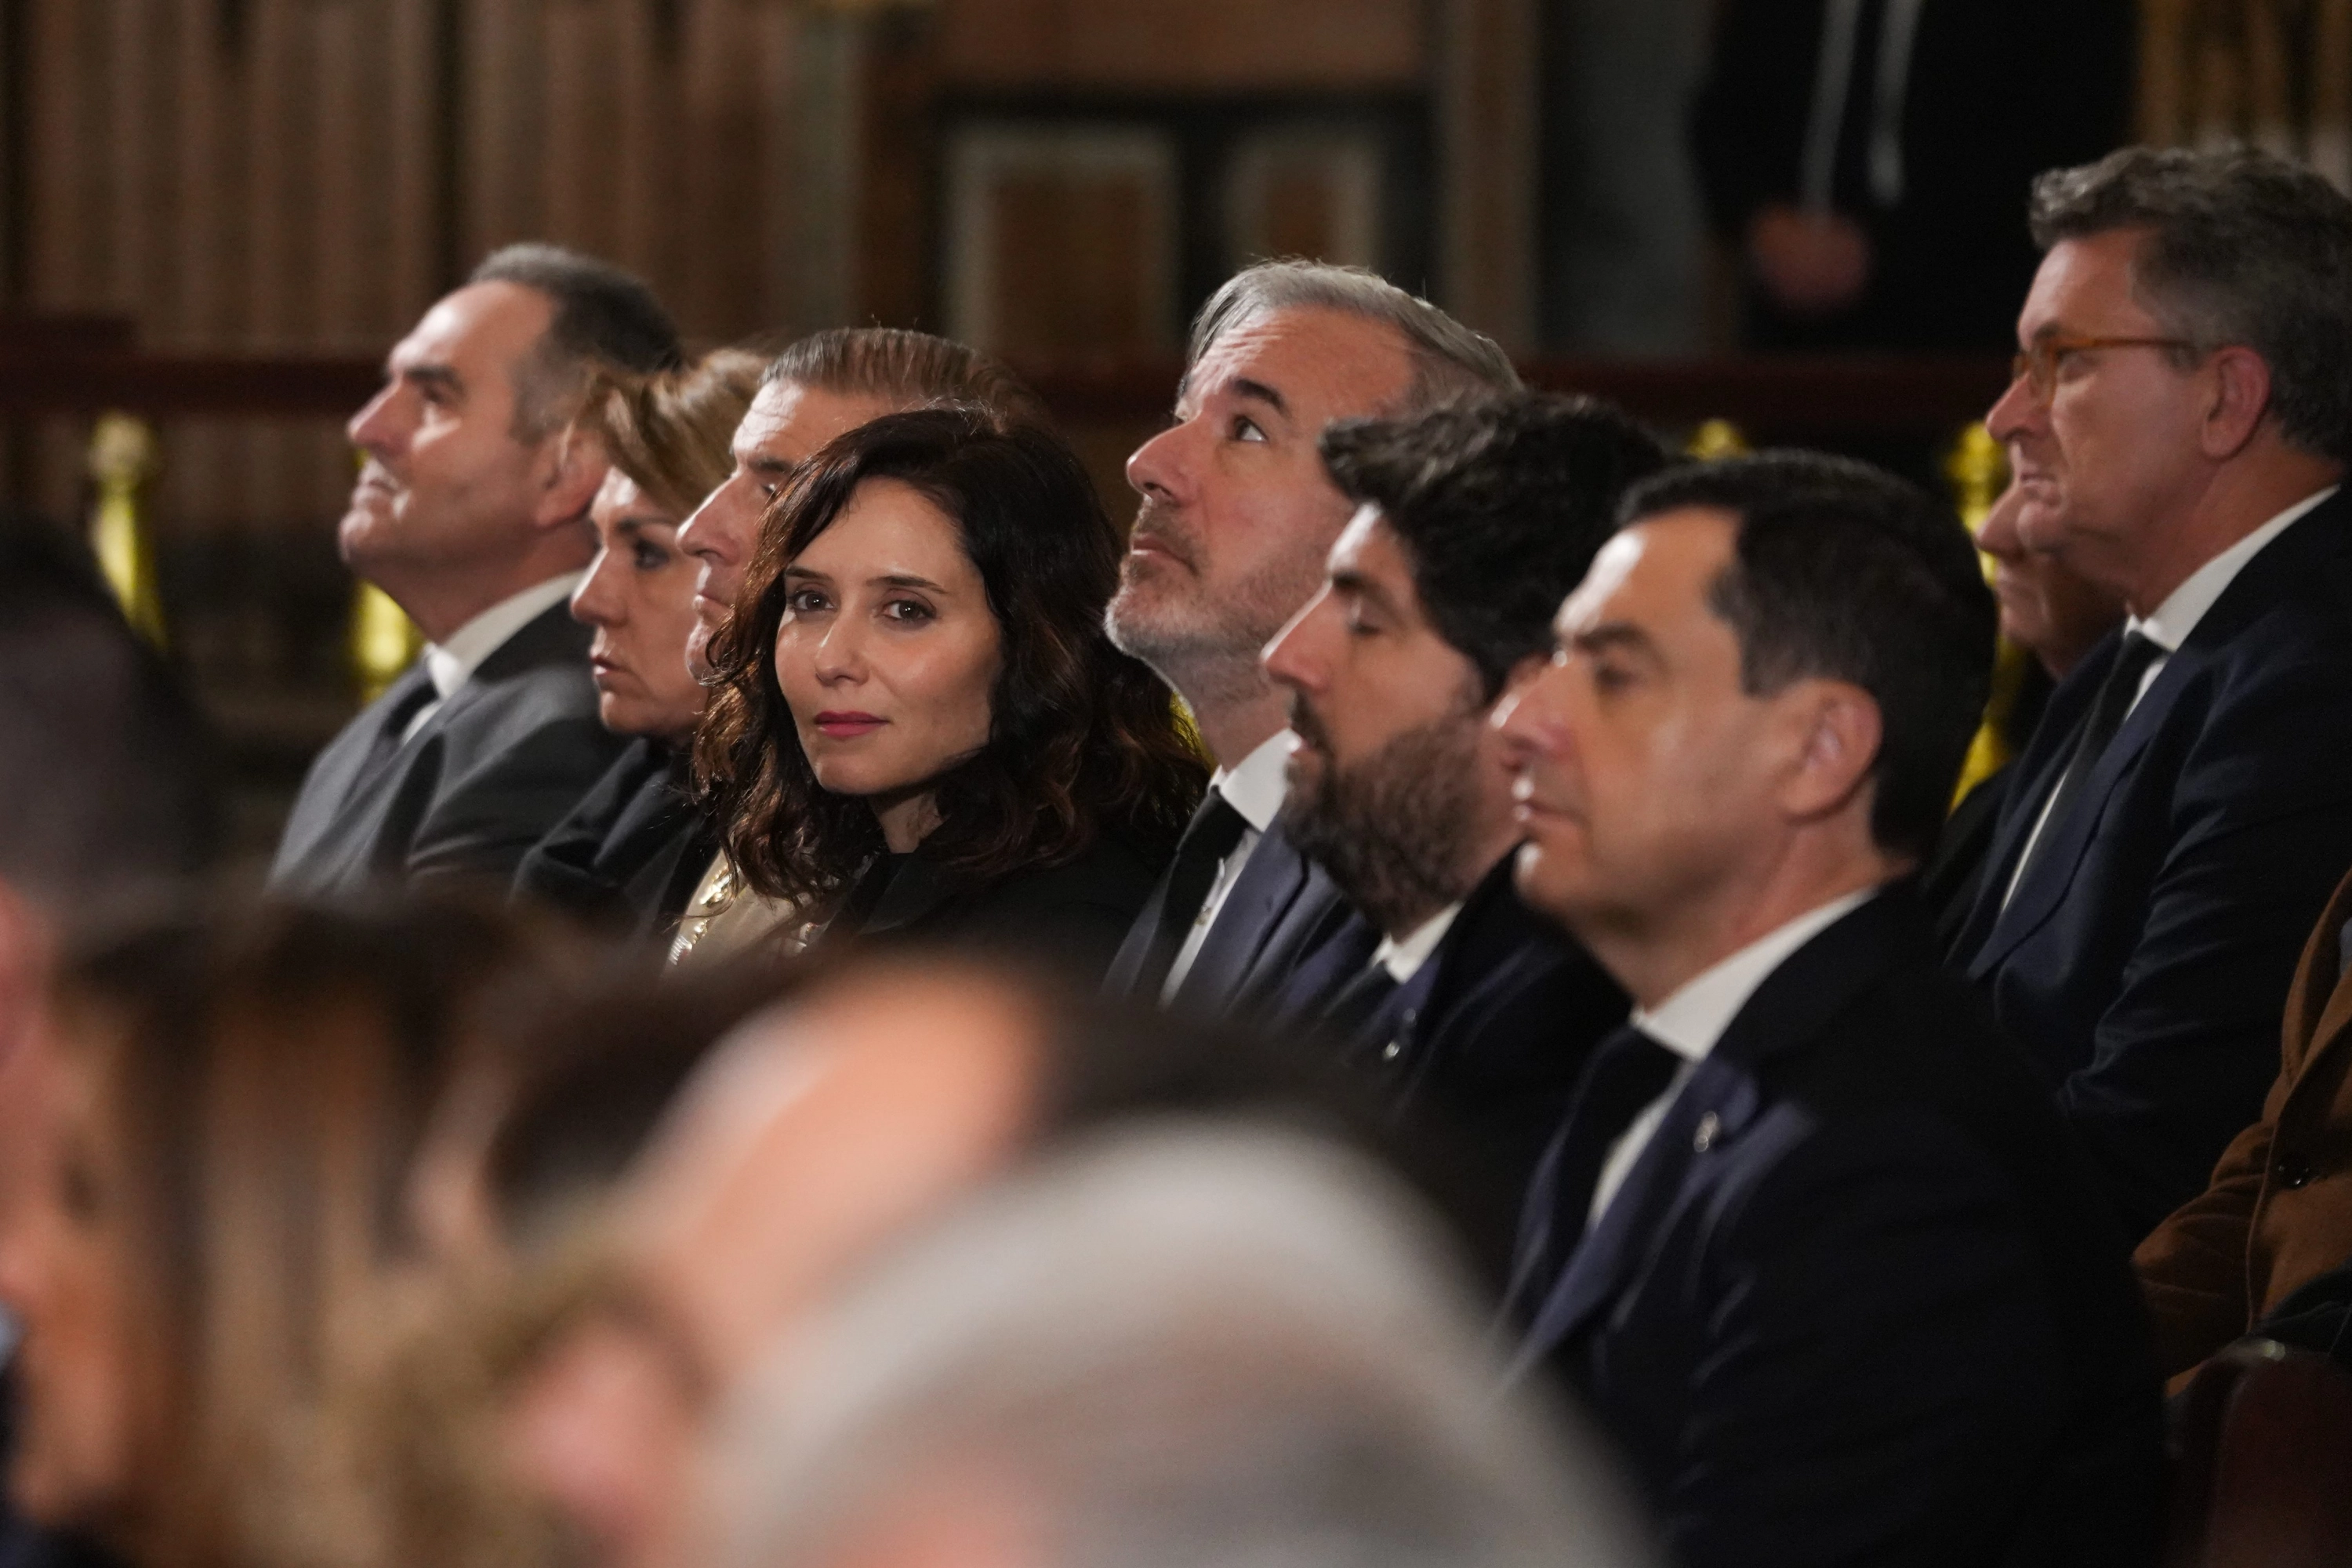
1182,789,1250,862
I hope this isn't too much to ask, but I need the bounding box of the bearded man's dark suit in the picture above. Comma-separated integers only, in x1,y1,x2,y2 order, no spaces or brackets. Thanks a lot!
1508,890,2164,1568
270,601,627,897
1954,492,2352,1241
1267,854,1627,1245
511,736,713,941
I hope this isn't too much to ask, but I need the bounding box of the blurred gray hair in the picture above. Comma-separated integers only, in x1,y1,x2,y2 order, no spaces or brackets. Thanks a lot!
2028,145,2352,466
707,1120,1652,1568
1187,261,1521,415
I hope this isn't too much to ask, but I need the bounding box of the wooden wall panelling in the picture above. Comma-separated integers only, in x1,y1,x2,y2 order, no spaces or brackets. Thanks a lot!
1435,0,1539,351
933,0,1425,93
944,121,1180,361
2137,0,2352,187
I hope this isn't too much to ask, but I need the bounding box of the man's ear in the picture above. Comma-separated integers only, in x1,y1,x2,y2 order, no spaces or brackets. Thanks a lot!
1777,680,1882,826
531,426,608,532
2200,345,2274,462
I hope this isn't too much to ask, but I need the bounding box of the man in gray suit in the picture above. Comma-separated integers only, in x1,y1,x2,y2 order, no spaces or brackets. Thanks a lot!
271,244,681,896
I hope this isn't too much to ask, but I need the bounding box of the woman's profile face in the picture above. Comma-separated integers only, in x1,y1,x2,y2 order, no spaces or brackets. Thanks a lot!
773,477,1001,842
572,469,707,742
0,1017,144,1534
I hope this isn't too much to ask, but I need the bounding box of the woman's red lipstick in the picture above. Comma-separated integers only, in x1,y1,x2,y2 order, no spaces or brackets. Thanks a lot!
812,710,887,739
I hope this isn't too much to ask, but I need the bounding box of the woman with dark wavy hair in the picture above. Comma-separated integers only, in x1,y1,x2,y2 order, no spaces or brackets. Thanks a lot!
696,406,1205,978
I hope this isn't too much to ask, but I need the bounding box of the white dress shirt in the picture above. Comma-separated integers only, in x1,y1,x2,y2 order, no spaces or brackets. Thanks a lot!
401,573,584,741
2002,485,2338,908
1374,901,1464,986
1588,887,1879,1226
1161,729,1294,1002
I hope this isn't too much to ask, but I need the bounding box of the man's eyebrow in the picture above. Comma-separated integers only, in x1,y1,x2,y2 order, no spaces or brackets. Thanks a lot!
1230,377,1290,419
1330,568,1399,619
1569,622,1660,660
397,361,463,397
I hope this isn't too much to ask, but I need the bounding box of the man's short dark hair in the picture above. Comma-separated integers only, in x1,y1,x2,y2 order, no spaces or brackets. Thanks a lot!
2028,145,2352,465
1319,394,1670,702
469,243,684,438
0,522,223,919
1618,454,1995,865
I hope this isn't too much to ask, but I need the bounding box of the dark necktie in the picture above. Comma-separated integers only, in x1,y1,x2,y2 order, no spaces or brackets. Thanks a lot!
1519,1023,1682,1291
2015,630,2162,888
357,670,440,782
1327,957,1402,1050
1124,790,1249,1000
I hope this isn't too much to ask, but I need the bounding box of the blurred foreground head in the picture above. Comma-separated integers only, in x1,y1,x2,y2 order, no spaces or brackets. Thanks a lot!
0,895,572,1568
708,1122,1655,1568
504,952,1488,1568
0,525,220,927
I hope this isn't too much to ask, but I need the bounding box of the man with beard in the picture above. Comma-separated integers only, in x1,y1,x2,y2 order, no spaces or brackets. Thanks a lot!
1260,394,1665,1213
272,245,677,895
1103,262,1519,1014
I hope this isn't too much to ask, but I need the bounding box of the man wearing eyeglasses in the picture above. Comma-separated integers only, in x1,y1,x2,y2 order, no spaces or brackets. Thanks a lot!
1954,145,2352,1247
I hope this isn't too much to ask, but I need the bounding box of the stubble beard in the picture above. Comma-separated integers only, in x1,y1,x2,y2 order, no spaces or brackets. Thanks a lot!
1279,702,1487,937
1105,499,1322,717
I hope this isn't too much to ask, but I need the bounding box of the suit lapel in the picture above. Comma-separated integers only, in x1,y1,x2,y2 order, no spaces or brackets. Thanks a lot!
270,662,437,879
1171,821,1312,1010
1969,492,2352,980
1969,642,2192,977
1512,893,1915,1375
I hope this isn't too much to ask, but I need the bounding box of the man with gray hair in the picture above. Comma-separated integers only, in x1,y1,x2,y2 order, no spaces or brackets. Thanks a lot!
272,243,680,895
706,1121,1654,1568
1957,146,2352,1240
1103,262,1519,1016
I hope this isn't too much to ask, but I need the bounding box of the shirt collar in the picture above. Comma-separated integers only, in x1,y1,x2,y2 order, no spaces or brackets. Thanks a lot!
1633,887,1880,1063
2130,485,2337,655
1210,728,1295,835
1374,900,1464,985
421,574,583,701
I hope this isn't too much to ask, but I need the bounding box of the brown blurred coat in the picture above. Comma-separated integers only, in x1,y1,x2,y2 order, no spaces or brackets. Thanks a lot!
2135,864,2352,1378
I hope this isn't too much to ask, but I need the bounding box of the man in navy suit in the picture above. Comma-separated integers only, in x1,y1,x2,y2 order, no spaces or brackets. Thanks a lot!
270,245,675,896
1958,147,2352,1240
1255,394,1661,1227
1102,261,1519,1014
1496,454,2162,1567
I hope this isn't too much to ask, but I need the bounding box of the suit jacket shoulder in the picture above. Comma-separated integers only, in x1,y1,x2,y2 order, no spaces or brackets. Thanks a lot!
1962,492,2352,1237
511,736,713,939
271,601,629,896
1519,891,2163,1568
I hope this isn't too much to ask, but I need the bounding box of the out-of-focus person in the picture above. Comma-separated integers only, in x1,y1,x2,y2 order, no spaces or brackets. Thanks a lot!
0,524,223,1568
1495,453,2162,1567
706,1123,1657,1568
695,408,1202,976
1258,394,1662,1230
499,949,1490,1568
1954,146,2352,1240
1691,0,2132,351
270,244,677,897
670,330,1049,967
0,895,573,1568
1920,477,2125,946
511,350,763,940
1102,261,1519,1015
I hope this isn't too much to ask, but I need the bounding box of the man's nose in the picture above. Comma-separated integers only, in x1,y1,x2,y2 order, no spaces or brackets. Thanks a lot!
1126,419,1196,505
677,479,741,563
347,384,402,454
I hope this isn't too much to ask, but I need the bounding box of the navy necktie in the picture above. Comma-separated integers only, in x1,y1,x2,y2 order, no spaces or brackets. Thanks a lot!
1125,790,1248,1000
2016,630,2161,886
1515,1023,1682,1298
